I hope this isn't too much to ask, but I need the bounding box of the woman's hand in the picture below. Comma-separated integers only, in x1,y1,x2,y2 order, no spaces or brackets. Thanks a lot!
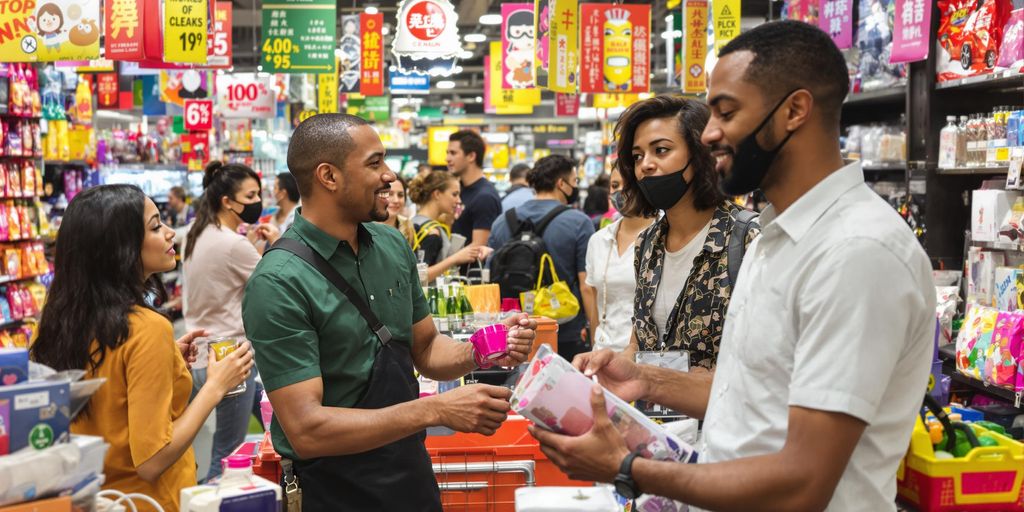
205,341,255,397
175,329,206,369
255,223,282,246
451,245,484,265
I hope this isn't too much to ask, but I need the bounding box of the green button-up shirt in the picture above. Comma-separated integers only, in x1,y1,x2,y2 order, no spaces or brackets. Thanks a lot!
242,211,428,460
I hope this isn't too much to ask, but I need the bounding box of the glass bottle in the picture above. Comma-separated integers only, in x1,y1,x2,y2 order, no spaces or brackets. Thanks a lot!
446,285,459,334
956,115,968,167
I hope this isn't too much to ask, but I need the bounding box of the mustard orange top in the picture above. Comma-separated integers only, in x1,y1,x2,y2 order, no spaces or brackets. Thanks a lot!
72,307,196,512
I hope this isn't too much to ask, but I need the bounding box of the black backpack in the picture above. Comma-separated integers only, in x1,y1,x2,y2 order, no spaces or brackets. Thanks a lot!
491,205,570,299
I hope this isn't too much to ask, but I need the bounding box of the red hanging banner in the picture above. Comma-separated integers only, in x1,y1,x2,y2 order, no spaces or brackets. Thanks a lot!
360,13,384,96
579,4,651,94
555,93,579,116
208,2,233,68
97,73,119,108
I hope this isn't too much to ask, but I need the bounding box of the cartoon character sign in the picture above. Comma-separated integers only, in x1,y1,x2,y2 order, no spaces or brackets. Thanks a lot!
504,8,535,88
36,3,66,52
68,18,99,46
602,8,632,92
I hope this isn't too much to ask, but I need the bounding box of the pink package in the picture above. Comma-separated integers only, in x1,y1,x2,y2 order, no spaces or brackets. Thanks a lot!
998,9,1024,68
986,311,1023,390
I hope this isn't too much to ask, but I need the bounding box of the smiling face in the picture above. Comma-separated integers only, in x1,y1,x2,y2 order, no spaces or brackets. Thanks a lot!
632,116,694,184
339,125,395,223
140,198,177,277
387,179,407,218
702,51,774,183
37,9,62,34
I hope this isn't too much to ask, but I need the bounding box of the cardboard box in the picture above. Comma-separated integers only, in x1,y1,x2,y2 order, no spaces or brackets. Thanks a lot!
0,349,27,387
0,496,70,512
995,267,1022,311
972,190,1020,242
0,381,70,455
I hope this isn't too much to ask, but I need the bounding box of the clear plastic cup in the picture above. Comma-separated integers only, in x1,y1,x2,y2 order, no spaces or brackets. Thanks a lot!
207,337,247,398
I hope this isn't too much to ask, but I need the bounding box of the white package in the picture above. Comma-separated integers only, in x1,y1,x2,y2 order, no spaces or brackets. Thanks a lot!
972,189,1019,242
515,487,619,512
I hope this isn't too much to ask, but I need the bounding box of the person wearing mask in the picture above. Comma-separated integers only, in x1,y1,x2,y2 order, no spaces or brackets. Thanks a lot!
166,186,191,228
183,161,280,481
30,185,253,512
378,177,416,245
531,22,935,512
242,114,537,510
580,166,656,352
488,155,595,361
273,172,301,234
448,130,501,248
613,95,759,371
501,163,535,212
408,171,489,281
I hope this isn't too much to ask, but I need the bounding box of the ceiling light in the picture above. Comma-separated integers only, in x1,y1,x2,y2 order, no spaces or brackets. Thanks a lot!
382,26,390,35
458,50,474,59
475,96,483,103
464,33,487,43
479,14,502,25
364,5,378,15
436,80,456,89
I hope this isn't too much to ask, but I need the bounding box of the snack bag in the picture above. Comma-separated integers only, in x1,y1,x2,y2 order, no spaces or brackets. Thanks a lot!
20,206,33,239
956,304,1000,381
4,249,18,279
6,203,20,241
937,0,1012,81
5,123,21,157
936,286,960,345
998,9,1024,68
6,286,22,320
986,311,1024,390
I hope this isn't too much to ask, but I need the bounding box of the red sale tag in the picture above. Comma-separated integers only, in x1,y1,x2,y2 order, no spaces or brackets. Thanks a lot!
184,100,214,131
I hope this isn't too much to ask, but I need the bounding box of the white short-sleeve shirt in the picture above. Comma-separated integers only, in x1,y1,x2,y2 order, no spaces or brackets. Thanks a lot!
699,162,936,511
585,219,639,352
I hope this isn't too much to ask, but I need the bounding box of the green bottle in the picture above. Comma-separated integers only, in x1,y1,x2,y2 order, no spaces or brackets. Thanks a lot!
459,285,474,330
428,287,441,331
437,287,449,333
446,285,459,333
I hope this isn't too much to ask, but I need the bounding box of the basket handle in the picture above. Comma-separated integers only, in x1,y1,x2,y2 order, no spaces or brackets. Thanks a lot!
961,445,1012,463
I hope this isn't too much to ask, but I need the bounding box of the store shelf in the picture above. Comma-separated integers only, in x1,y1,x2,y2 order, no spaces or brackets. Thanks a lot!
973,240,1023,251
862,163,907,173
935,71,1024,91
0,154,41,159
0,114,40,120
939,344,1023,410
0,273,45,285
937,166,1009,175
843,86,906,106
0,315,35,330
44,160,91,167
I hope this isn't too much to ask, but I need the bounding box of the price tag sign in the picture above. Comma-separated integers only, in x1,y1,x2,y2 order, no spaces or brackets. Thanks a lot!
262,0,336,73
216,74,275,119
165,0,209,63
184,100,214,131
207,2,233,68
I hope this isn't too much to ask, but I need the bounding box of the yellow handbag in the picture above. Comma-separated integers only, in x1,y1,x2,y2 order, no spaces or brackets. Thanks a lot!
412,220,450,251
520,254,580,324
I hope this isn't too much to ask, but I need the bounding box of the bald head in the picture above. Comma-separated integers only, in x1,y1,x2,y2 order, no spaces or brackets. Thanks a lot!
287,113,370,198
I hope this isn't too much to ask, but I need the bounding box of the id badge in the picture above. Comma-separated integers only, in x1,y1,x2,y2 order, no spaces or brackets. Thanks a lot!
634,350,689,417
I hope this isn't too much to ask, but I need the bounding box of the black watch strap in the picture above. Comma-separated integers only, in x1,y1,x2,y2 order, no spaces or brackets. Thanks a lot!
615,450,643,499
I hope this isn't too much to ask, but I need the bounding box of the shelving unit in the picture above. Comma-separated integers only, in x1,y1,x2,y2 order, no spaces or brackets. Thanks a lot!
936,166,1010,175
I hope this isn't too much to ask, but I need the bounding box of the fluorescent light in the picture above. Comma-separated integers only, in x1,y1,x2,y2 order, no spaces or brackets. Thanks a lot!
458,50,474,59
464,33,487,43
364,5,378,15
436,80,456,89
479,14,502,25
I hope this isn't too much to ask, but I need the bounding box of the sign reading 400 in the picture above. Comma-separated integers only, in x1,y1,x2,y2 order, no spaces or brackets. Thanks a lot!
261,0,336,73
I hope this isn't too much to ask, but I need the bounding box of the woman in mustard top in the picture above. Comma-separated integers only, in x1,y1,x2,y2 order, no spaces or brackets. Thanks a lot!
30,185,253,511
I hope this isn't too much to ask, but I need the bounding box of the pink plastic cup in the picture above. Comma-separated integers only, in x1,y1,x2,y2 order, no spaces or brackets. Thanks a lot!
501,298,522,313
471,324,509,361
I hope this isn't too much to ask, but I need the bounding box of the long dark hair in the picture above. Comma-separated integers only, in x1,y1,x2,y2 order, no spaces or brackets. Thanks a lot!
614,96,723,218
185,161,261,259
31,185,163,374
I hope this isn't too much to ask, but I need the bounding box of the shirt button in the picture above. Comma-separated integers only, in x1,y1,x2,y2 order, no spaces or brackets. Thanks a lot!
370,295,375,301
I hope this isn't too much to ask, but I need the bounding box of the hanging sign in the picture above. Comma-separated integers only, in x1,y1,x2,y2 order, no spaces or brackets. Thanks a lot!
819,0,853,50
207,1,232,67
579,4,651,94
105,0,161,60
361,12,385,96
348,95,391,122
392,0,462,76
216,74,275,119
502,3,535,89
489,41,540,114
0,0,101,62
555,93,579,117
891,0,931,63
184,99,213,131
547,0,579,93
593,93,638,109
181,132,210,166
164,0,207,63
318,69,338,114
338,15,361,92
713,0,740,52
96,73,118,108
390,70,430,94
262,0,336,73
683,0,708,94
534,0,550,88
160,70,209,106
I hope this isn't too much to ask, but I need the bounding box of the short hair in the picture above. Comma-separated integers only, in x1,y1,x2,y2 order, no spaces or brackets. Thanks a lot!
509,163,531,181
276,172,300,203
528,155,577,193
287,113,369,197
169,186,186,202
718,20,850,126
449,130,486,168
614,95,723,217
408,170,458,206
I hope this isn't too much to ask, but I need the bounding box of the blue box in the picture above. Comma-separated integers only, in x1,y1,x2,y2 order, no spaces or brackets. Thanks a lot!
0,348,28,386
0,380,70,454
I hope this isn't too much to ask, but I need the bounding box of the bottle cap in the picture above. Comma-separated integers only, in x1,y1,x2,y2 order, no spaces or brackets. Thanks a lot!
223,454,252,470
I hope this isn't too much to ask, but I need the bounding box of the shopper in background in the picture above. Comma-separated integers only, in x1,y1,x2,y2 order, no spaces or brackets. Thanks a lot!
183,161,280,482
408,171,489,281
532,21,935,511
580,166,655,352
615,95,759,371
448,130,501,247
583,184,610,230
166,186,191,228
501,163,535,212
378,177,416,245
242,114,537,510
488,155,595,361
30,185,252,512
417,162,432,178
272,172,300,234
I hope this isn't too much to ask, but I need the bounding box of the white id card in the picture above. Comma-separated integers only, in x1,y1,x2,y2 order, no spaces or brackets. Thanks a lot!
635,350,690,372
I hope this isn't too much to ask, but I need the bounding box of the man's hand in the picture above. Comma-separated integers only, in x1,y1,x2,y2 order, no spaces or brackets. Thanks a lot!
492,313,536,368
175,329,206,369
432,384,512,436
529,384,630,482
572,349,647,403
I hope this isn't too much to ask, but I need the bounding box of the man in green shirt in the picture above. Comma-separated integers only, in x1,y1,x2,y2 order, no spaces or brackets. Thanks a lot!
242,114,537,511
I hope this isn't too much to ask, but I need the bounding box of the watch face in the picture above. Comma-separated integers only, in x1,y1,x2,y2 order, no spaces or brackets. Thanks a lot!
614,476,638,499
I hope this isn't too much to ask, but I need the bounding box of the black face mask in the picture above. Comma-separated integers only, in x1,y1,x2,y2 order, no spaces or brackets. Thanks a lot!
636,160,692,211
719,91,798,197
611,190,625,211
562,182,580,204
232,199,263,224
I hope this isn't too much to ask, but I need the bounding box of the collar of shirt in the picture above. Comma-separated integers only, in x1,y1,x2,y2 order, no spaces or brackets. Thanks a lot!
758,161,863,243
290,208,375,260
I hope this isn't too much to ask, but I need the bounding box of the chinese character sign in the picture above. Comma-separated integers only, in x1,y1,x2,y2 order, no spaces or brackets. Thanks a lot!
105,0,142,59
318,69,338,113
579,4,651,94
261,0,336,73
555,93,579,116
338,15,361,93
361,12,384,96
819,0,853,49
891,0,931,63
502,3,535,89
96,73,118,108
392,0,462,75
548,0,578,93
684,0,708,94
0,0,101,62
713,0,740,52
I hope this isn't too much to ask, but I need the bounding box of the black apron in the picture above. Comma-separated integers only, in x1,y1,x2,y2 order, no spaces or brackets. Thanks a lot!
293,339,442,511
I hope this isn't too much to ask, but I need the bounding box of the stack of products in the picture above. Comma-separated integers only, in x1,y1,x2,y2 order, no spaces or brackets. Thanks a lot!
427,280,477,335
843,123,906,166
939,107,1024,170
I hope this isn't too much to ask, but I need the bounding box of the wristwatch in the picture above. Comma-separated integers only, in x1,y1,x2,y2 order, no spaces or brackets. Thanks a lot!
613,450,643,499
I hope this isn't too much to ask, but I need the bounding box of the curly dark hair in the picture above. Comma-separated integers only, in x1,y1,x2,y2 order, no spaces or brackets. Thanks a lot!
614,96,723,218
527,155,577,193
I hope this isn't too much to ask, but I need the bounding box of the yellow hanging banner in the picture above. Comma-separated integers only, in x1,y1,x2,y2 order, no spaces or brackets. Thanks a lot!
490,41,540,114
318,64,339,114
164,0,208,63
683,0,709,94
545,0,579,93
712,0,741,53
593,93,639,109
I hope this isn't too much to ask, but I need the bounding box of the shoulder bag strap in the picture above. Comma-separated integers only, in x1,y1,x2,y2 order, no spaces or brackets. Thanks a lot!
269,238,392,345
727,209,758,287
534,205,570,237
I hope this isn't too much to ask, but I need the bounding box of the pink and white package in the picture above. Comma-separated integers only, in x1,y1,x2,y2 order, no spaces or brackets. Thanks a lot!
998,9,1024,69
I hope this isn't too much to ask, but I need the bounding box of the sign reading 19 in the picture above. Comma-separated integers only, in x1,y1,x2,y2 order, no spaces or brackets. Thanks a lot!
180,32,203,52
263,38,298,69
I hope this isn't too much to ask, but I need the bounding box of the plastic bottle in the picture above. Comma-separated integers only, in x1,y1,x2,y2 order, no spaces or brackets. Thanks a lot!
939,116,958,169
956,116,969,166
181,455,282,511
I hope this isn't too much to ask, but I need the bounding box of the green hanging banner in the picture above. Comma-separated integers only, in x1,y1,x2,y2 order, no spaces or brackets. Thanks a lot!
261,0,336,73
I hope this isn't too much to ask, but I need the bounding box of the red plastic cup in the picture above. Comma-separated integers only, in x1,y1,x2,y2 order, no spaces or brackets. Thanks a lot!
501,298,521,313
470,324,509,361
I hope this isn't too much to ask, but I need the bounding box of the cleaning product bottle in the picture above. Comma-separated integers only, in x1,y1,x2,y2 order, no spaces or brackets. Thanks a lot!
181,455,282,511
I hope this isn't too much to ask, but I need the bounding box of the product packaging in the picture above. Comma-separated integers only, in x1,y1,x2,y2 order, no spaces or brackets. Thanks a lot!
856,0,906,90
937,0,1012,81
995,267,1022,310
973,189,1019,242
0,380,71,454
0,348,27,386
968,249,1006,306
997,9,1024,68
937,286,960,345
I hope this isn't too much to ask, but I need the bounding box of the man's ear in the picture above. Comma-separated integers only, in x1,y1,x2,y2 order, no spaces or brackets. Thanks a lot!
315,163,341,192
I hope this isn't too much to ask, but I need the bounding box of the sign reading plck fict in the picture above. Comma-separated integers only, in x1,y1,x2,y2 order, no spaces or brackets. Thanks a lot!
262,0,336,73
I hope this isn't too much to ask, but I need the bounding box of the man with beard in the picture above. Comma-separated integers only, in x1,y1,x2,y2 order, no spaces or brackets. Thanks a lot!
529,21,934,512
242,114,538,510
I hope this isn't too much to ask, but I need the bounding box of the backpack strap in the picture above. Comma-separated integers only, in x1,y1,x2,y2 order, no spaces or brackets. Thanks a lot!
727,209,758,287
534,205,570,237
505,209,524,237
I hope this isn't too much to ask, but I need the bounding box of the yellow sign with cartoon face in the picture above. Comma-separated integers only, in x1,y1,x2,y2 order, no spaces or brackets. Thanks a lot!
602,9,633,92
0,0,100,61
